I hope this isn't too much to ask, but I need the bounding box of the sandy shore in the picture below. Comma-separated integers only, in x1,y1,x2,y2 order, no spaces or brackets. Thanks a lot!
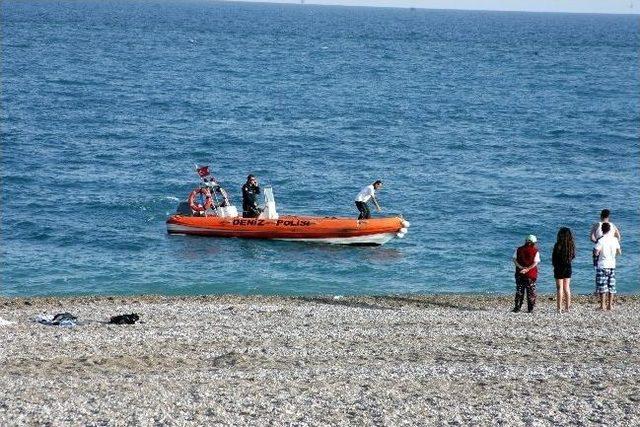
1,294,639,426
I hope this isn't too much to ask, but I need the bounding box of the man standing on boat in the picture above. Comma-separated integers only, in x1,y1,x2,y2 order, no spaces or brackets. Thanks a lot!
355,180,382,220
242,175,262,218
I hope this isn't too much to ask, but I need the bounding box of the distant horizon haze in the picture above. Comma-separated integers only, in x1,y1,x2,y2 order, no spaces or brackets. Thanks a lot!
227,0,640,15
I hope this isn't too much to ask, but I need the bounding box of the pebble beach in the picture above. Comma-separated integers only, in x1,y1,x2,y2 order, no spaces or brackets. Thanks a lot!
1,294,639,426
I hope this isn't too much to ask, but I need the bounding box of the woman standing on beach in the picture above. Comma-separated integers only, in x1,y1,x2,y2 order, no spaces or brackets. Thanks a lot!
552,227,576,313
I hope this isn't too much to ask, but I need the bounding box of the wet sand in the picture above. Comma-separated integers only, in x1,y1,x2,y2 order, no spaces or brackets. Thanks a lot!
1,294,639,426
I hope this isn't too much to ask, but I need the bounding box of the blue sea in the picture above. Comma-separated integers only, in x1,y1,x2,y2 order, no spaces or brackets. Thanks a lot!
2,0,638,297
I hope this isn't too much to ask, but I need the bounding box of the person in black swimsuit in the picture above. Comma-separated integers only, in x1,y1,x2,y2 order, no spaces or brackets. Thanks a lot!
552,227,576,313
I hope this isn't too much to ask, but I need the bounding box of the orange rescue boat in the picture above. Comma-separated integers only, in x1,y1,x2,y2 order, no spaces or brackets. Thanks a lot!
167,214,409,246
166,167,409,246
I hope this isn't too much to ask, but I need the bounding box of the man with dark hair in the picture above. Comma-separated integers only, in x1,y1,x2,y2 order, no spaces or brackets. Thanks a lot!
594,222,622,310
512,234,540,313
590,209,621,243
242,175,262,218
355,180,383,220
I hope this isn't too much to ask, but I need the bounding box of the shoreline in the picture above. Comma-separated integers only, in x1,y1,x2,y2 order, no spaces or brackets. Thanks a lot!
2,294,639,425
3,292,640,303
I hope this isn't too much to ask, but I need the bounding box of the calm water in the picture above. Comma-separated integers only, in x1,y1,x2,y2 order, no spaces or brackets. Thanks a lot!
2,1,638,296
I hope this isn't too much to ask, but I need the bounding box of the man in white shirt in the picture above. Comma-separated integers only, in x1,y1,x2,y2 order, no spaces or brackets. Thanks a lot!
590,208,622,243
594,222,622,310
355,180,382,220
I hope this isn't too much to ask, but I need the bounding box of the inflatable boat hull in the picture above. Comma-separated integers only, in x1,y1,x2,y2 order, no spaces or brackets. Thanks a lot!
166,215,408,245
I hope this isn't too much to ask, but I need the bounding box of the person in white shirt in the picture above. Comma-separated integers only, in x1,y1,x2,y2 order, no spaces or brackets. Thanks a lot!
355,180,382,220
594,222,622,310
590,208,622,243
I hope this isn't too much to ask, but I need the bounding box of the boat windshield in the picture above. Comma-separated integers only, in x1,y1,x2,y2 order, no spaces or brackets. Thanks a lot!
263,187,275,204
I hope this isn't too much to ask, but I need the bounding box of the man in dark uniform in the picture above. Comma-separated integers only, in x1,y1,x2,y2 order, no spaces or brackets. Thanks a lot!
242,175,262,218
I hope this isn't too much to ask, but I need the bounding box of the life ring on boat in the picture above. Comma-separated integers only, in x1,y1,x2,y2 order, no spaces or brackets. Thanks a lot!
188,187,213,212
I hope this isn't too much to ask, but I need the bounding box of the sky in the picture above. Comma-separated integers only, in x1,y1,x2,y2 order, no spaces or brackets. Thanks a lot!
229,1,640,14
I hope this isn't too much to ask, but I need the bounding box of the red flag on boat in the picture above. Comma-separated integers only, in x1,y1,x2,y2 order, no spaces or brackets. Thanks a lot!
196,165,210,178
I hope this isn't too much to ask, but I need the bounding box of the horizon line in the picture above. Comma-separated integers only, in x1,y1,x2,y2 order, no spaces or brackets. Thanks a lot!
223,0,640,16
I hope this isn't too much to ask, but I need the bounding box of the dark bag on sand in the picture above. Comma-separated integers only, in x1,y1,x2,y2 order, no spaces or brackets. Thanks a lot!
52,312,77,324
109,313,140,325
